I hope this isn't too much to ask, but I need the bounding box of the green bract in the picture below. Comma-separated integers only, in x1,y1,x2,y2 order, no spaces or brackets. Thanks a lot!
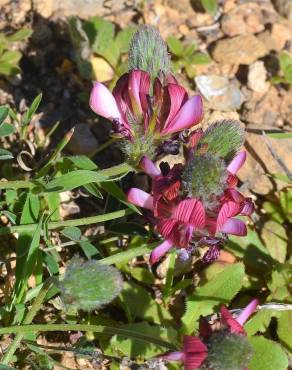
204,331,253,370
59,257,123,311
198,120,245,163
128,26,170,78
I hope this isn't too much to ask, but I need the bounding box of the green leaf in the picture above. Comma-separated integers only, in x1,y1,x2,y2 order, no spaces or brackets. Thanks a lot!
0,122,15,137
267,263,292,301
120,281,172,325
0,50,22,64
107,322,177,359
0,106,9,125
279,51,292,73
6,28,33,42
190,52,212,65
84,17,114,53
22,93,42,126
227,229,275,273
62,226,82,241
261,221,287,263
245,309,279,336
0,62,19,76
181,263,245,333
249,336,288,370
279,189,292,222
68,155,97,170
201,0,218,15
79,240,100,259
166,36,184,56
277,311,292,352
0,148,13,160
44,170,107,192
115,27,137,54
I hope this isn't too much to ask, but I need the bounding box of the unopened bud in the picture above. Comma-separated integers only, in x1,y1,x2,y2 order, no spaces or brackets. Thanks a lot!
182,153,227,202
59,257,123,311
128,26,170,78
205,331,253,370
198,120,245,163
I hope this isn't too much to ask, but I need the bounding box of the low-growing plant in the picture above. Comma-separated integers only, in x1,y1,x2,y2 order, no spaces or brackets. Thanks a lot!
0,24,291,370
167,35,212,78
271,51,292,88
0,28,33,76
68,16,136,85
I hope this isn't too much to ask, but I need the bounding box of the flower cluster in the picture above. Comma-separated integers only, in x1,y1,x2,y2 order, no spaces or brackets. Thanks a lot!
161,299,258,370
127,120,254,264
90,70,203,163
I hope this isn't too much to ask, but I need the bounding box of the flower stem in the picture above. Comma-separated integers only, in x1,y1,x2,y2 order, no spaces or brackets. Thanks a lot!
94,138,116,154
0,323,177,352
2,279,53,364
0,209,133,236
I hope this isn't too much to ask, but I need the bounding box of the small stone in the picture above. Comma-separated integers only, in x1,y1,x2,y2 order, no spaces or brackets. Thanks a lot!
248,61,269,93
270,23,291,51
212,35,267,65
221,3,264,37
32,0,54,18
238,132,292,194
195,75,244,111
66,124,98,156
272,0,292,20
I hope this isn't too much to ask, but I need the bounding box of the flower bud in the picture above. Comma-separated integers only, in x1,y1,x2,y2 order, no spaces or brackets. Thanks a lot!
198,120,245,163
182,153,227,203
204,331,253,370
128,26,171,79
59,257,123,311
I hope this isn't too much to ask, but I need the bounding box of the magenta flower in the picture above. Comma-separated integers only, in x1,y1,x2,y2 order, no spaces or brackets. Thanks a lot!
89,70,203,140
161,299,258,370
127,153,253,264
127,187,205,264
161,336,208,370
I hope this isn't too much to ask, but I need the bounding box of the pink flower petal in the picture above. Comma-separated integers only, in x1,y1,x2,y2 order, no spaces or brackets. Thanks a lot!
163,95,203,135
220,306,245,335
162,83,188,130
220,218,247,236
157,219,177,239
216,201,241,231
227,151,246,175
161,351,185,362
236,299,259,326
127,188,154,210
174,199,205,228
129,70,151,116
140,156,161,178
183,336,208,370
150,239,173,264
225,189,245,203
183,336,207,354
89,82,121,121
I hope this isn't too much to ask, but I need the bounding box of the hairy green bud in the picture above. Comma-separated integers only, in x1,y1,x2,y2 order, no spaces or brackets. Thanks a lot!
128,26,170,78
198,120,245,163
59,257,123,311
182,153,227,202
203,331,253,370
